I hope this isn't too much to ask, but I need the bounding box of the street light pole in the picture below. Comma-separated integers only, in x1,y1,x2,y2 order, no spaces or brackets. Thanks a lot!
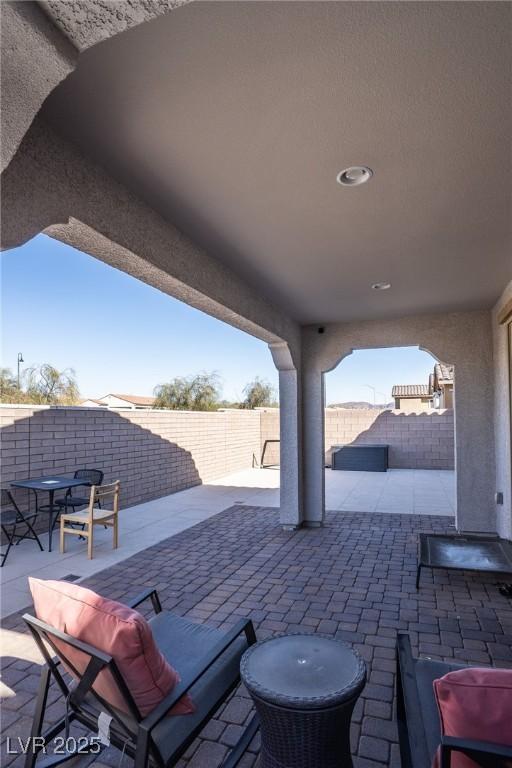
17,352,24,388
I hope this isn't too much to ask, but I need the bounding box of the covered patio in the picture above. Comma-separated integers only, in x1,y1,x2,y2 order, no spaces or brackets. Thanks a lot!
2,1,510,542
1,2,511,767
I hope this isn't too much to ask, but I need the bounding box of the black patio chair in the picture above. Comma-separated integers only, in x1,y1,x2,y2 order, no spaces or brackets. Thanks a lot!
396,633,512,768
23,588,259,768
55,468,105,513
1,489,43,566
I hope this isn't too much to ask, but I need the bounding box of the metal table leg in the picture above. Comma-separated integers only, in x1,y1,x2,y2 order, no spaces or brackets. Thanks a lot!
48,489,55,552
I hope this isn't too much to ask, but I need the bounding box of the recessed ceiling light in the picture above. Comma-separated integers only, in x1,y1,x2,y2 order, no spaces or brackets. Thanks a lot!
337,166,373,186
372,282,391,291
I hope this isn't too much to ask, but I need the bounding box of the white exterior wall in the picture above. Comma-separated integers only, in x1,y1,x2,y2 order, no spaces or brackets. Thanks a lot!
493,281,512,540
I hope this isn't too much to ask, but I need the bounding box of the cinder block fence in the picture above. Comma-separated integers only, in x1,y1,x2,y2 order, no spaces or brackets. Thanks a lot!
1,405,454,530
260,408,454,470
0,406,261,521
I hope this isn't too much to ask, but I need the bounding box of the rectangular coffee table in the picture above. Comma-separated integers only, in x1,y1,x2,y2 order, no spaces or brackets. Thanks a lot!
417,532,512,589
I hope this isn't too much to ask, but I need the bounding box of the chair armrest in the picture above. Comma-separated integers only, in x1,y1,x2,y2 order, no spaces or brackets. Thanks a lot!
396,634,431,768
139,618,256,733
442,735,512,762
126,588,162,613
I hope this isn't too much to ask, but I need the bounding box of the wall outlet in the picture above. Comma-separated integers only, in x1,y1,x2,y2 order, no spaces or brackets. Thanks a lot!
495,491,504,505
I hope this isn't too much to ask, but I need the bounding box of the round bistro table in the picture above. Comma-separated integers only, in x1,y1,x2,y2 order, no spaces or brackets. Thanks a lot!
240,634,366,768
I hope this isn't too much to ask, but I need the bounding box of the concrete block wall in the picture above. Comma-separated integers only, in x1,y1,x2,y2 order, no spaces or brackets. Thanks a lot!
0,406,261,526
260,408,455,470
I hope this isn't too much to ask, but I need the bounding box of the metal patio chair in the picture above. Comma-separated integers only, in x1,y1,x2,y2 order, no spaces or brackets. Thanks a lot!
54,468,105,513
1,489,43,566
23,588,258,768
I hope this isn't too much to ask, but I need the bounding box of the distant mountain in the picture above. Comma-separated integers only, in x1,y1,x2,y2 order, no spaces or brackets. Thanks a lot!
328,401,393,410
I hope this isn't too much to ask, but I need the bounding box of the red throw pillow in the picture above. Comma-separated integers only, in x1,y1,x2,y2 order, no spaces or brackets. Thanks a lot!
433,667,512,768
29,578,194,717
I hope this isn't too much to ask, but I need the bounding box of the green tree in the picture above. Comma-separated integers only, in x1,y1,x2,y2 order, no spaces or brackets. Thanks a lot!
242,377,277,409
24,364,80,405
153,372,221,411
0,368,26,403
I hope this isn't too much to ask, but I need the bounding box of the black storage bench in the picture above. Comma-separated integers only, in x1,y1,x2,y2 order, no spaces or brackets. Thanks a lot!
332,444,388,472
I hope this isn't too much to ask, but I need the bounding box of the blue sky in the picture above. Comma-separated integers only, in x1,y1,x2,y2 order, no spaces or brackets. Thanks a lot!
1,235,435,403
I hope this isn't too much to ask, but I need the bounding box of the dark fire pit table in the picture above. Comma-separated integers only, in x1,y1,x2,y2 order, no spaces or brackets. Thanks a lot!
240,634,366,768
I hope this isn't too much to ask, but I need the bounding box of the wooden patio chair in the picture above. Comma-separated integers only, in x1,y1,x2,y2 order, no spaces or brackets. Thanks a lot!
23,588,258,768
60,481,120,559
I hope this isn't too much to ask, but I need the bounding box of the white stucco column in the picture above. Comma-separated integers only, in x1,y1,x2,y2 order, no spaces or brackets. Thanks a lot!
273,340,326,529
302,364,326,527
279,368,304,528
452,357,496,532
270,342,304,529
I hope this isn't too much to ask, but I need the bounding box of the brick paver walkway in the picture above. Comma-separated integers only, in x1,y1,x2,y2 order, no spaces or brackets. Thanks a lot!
2,506,512,768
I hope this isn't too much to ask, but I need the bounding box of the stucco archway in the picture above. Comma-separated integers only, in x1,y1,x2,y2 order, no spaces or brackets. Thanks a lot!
324,346,455,516
300,317,495,533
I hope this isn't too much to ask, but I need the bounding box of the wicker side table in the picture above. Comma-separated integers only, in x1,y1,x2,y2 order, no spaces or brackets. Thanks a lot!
240,634,366,768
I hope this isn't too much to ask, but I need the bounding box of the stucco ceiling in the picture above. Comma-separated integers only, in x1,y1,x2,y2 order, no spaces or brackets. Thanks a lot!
43,1,511,324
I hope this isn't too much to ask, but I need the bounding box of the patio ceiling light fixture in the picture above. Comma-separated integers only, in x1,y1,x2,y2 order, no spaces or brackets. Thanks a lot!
336,166,373,186
371,282,391,291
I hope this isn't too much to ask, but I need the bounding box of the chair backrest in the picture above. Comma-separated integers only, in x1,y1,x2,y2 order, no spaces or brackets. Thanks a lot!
87,481,120,517
23,612,141,727
74,468,104,486
1,488,21,514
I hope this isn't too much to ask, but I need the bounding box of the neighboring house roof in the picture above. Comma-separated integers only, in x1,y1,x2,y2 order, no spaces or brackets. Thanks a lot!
391,384,430,398
80,398,106,406
393,363,453,402
105,393,156,406
434,363,454,384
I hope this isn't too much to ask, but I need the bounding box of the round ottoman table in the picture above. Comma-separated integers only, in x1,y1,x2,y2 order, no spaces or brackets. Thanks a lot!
240,634,366,768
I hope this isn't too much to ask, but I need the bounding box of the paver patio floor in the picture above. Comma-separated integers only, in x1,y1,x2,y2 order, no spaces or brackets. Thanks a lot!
2,505,511,768
0,468,454,618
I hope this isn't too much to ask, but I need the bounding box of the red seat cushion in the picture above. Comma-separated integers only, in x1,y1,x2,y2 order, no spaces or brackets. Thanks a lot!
433,666,512,768
29,578,194,717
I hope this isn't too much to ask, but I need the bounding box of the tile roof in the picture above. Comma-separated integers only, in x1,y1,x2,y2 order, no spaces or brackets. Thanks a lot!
108,393,156,406
391,384,430,398
434,362,454,383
